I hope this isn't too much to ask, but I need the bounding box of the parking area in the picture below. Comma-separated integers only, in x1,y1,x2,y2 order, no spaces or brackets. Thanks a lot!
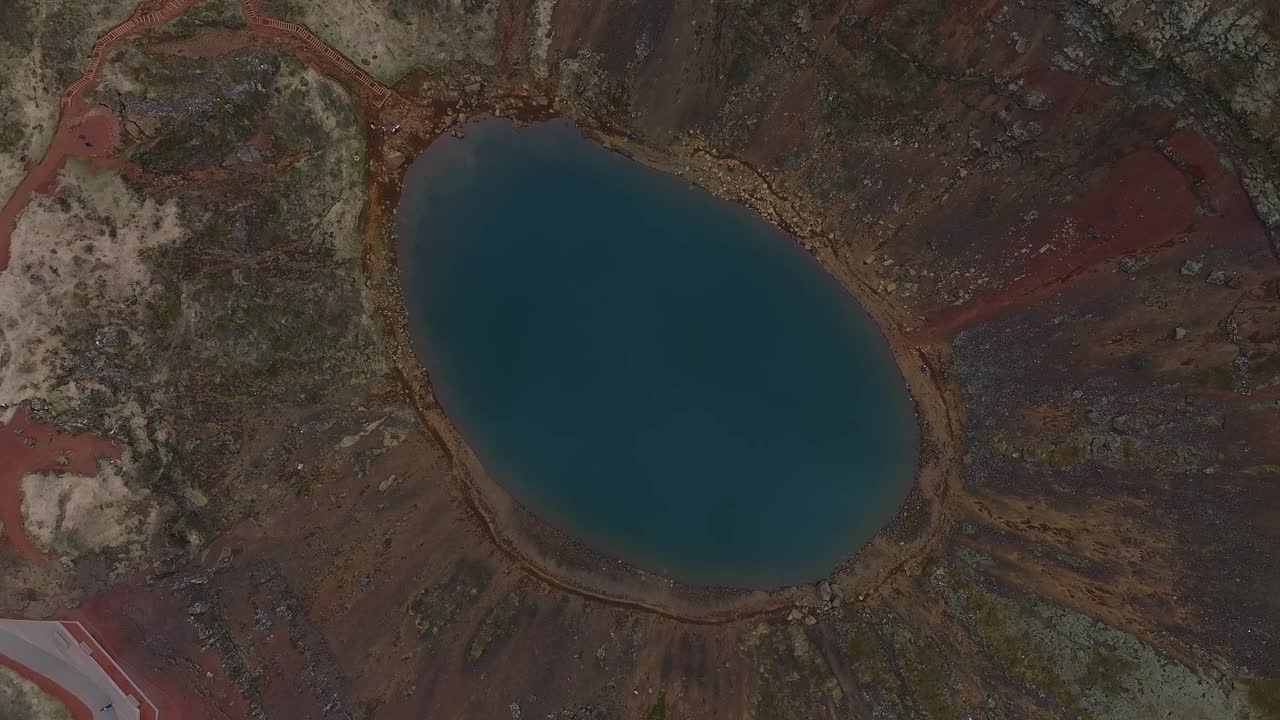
0,621,157,720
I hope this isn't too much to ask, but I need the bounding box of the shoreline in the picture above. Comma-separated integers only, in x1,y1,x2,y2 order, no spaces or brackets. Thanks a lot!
360,95,964,623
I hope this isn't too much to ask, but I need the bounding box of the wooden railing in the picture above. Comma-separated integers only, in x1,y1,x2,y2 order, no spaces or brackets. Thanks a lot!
241,1,392,107
61,0,201,108
62,0,393,109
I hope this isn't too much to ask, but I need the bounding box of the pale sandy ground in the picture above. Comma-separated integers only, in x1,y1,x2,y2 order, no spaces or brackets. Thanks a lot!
529,0,558,78
276,0,499,83
20,453,155,562
0,159,171,566
0,664,73,720
0,160,184,423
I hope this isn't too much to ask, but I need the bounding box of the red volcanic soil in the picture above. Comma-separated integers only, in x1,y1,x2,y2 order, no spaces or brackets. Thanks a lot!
913,126,1273,343
0,103,126,272
66,584,253,720
0,408,121,562
147,26,265,58
0,651,94,720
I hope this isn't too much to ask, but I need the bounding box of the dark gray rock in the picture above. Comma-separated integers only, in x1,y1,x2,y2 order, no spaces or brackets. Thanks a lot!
1205,270,1233,286
94,326,130,349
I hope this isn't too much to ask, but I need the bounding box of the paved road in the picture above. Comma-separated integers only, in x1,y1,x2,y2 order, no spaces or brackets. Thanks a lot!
0,622,137,720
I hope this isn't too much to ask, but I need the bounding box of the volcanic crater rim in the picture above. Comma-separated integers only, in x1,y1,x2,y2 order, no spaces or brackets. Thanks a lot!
364,111,961,621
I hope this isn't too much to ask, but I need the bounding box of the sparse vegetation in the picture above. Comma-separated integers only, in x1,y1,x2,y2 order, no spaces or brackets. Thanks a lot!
1252,352,1280,379
412,561,491,641
292,475,314,497
844,620,903,710
722,0,801,85
1082,652,1138,698
0,0,35,52
465,591,521,661
893,628,954,718
0,115,23,154
271,87,330,153
1243,676,1280,718
37,3,90,87
942,567,1081,713
819,43,932,140
743,623,841,719
0,664,74,720
876,0,956,57
260,0,304,17
387,0,421,24
753,679,791,720
646,692,668,720
153,0,246,38
0,22,379,580
132,49,283,173
1200,365,1238,391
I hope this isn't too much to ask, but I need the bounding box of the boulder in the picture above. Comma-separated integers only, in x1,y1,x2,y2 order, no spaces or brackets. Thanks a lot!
1206,270,1233,286
95,326,130,350
817,580,833,603
1119,256,1148,274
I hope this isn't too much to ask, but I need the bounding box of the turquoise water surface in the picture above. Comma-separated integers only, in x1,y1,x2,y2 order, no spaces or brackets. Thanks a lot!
396,118,918,589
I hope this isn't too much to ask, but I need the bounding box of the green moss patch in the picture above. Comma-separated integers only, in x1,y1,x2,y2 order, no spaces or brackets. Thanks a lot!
465,591,521,661
411,560,492,642
843,619,903,711
1081,652,1139,698
645,692,668,720
892,626,954,718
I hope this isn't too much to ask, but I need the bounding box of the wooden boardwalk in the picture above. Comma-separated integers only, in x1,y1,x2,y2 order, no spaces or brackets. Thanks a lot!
61,0,202,108
242,0,393,107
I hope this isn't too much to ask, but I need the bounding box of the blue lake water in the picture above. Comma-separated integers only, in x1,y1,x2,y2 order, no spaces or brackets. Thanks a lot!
396,118,919,589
